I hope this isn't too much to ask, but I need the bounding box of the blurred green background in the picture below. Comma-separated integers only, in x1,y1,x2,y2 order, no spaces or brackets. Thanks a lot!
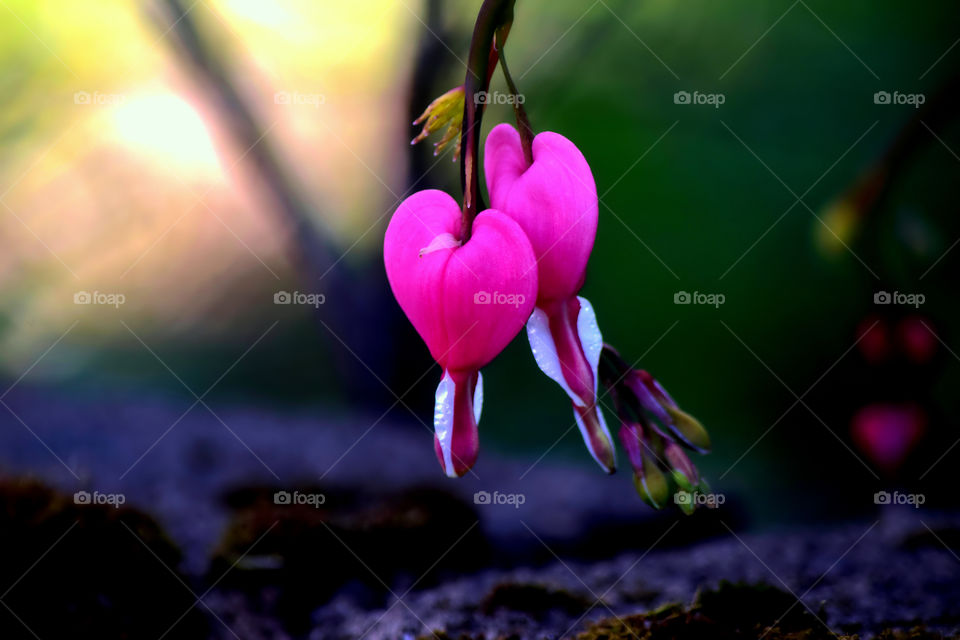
1,0,958,523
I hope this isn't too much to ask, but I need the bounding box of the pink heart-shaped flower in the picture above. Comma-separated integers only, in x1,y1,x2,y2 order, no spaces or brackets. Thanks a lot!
385,189,537,372
384,189,537,476
485,123,598,307
484,125,614,472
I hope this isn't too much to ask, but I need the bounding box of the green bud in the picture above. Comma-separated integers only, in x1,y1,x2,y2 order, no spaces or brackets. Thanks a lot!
666,442,699,491
675,491,696,515
665,406,711,453
634,449,670,509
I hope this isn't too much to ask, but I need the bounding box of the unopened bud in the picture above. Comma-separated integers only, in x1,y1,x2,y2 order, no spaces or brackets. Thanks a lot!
665,406,711,453
665,441,699,491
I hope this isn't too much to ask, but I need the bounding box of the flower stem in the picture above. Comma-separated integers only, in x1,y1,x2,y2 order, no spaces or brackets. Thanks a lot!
495,25,534,166
459,0,516,241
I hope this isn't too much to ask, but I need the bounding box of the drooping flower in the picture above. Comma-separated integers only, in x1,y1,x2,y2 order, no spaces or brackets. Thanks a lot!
384,189,537,477
484,123,615,471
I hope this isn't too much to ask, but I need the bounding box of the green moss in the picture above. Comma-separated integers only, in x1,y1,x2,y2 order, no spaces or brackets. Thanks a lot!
575,582,960,640
695,580,823,633
873,630,960,640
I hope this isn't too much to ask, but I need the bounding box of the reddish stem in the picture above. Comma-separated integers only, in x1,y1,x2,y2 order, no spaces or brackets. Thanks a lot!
459,0,516,241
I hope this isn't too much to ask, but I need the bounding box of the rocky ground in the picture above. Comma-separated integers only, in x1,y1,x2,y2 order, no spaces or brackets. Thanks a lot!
0,385,957,639
289,514,960,640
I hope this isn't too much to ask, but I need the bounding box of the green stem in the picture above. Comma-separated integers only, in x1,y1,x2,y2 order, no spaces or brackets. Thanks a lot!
495,25,534,166
459,0,516,241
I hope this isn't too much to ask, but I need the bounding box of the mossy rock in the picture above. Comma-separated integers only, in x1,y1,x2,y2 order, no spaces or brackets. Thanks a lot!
576,582,960,640
0,477,208,639
577,582,838,640
873,628,960,640
211,485,489,633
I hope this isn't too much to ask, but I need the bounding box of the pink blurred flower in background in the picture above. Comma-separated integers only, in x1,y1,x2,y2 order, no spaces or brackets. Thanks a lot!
852,403,926,473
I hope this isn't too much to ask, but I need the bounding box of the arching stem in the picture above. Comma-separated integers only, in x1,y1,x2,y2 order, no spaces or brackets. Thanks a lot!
459,0,516,241
495,25,534,165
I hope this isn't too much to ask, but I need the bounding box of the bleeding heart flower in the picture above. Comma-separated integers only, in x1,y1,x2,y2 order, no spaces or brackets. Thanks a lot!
484,123,615,472
851,403,926,473
384,189,537,477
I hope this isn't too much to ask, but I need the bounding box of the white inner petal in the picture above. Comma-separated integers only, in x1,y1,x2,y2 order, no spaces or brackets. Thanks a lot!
433,371,457,477
473,371,484,424
575,296,603,396
525,307,582,406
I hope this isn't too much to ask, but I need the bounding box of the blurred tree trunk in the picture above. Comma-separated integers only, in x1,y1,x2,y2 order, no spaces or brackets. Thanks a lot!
148,0,458,411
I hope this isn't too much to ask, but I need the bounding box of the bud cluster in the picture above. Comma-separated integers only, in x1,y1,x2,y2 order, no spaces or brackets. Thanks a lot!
600,345,712,512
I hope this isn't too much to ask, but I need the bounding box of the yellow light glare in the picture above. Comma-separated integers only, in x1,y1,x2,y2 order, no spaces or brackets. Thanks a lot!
222,0,297,29
110,92,222,179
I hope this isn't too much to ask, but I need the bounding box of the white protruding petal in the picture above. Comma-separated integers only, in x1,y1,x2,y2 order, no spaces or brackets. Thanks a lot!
433,371,457,477
525,307,583,406
575,296,603,395
473,371,484,424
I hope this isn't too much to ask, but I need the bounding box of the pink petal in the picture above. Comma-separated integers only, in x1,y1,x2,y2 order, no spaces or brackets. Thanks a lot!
485,123,598,306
